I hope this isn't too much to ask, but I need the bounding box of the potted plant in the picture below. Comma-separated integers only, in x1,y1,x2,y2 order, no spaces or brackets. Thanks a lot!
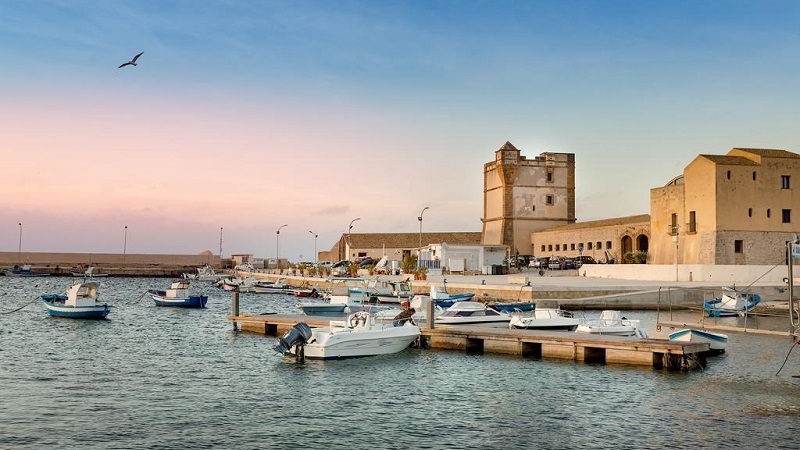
416,266,428,280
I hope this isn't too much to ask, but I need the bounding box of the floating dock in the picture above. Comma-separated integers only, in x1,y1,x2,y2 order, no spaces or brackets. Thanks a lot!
230,313,712,370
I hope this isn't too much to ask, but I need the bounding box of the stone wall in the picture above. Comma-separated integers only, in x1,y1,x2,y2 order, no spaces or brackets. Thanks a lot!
0,251,219,268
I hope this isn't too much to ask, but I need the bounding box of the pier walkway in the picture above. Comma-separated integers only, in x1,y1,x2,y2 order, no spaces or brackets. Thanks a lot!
230,313,711,371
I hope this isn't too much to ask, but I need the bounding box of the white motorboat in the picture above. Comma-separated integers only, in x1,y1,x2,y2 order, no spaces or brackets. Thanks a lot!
183,264,229,282
273,311,421,359
669,328,728,354
576,310,648,337
297,285,368,316
435,301,511,327
251,278,293,295
374,295,443,323
509,300,579,331
220,276,259,292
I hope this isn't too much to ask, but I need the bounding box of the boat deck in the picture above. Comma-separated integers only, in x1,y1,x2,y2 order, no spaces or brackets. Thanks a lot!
230,313,711,370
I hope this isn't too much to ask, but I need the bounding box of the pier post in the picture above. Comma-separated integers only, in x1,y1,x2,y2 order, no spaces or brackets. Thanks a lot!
427,295,435,329
231,291,239,331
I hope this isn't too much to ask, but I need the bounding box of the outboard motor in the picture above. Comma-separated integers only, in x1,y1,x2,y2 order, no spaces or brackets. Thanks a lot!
273,322,313,355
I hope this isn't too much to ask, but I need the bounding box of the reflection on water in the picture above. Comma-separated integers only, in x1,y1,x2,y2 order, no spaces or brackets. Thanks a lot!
1,277,799,449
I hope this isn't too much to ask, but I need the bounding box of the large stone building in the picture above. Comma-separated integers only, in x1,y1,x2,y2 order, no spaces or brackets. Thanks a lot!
481,141,575,256
650,148,800,265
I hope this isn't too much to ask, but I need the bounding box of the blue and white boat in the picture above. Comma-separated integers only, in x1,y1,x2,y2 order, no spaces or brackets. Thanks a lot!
703,287,761,317
490,301,536,313
669,328,728,354
39,282,110,319
5,264,50,277
149,280,208,308
430,285,474,308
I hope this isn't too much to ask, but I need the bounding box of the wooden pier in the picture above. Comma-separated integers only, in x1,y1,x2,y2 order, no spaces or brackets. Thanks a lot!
229,313,712,370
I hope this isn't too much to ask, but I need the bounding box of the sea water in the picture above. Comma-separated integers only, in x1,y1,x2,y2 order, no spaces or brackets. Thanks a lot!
1,277,799,449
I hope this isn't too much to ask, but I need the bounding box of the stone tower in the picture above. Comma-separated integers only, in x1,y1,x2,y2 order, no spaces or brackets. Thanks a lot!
482,141,576,255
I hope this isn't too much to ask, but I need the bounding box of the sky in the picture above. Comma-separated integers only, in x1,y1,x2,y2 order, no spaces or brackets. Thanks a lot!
2,0,800,262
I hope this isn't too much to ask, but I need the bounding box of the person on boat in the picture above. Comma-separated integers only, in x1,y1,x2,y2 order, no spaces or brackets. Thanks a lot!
393,307,416,326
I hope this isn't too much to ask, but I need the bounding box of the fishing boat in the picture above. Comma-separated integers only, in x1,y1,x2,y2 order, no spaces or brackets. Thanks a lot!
273,311,421,359
508,300,579,331
490,301,536,313
182,264,229,282
669,328,729,354
576,310,648,337
429,284,474,308
363,279,413,304
251,278,294,295
703,287,761,317
297,286,366,316
4,264,50,277
39,282,110,319
149,280,208,308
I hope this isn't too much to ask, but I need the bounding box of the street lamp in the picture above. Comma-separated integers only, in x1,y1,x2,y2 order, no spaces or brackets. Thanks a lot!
17,223,22,263
348,218,361,261
123,226,128,264
308,230,318,264
219,227,224,265
418,206,430,249
276,224,288,269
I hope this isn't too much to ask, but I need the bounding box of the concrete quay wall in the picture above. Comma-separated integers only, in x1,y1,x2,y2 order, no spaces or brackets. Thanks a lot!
0,251,219,276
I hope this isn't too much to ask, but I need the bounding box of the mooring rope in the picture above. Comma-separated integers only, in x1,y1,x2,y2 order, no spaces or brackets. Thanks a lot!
130,290,151,305
775,339,799,377
0,297,39,314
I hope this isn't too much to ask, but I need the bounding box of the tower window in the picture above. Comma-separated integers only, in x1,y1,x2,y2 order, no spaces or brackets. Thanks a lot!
734,240,743,253
783,209,791,223
748,208,752,217
782,175,791,189
546,195,554,205
767,209,771,218
546,170,554,183
606,241,612,249
753,171,757,181
726,170,731,180
688,211,696,232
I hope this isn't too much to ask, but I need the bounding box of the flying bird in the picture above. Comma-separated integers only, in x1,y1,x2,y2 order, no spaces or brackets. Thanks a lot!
118,51,144,68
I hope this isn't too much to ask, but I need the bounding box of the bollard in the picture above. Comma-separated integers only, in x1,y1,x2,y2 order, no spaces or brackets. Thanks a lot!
231,291,239,331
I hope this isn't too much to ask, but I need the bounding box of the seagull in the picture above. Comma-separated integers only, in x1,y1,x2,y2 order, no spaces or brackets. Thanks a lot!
118,51,144,68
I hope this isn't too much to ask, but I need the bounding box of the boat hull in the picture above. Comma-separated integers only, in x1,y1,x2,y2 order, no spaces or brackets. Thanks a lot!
669,328,728,354
509,316,579,331
40,297,109,319
298,303,347,316
293,324,420,359
151,293,208,308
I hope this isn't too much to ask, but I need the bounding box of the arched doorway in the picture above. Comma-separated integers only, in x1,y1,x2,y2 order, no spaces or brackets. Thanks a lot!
636,234,649,252
621,235,633,257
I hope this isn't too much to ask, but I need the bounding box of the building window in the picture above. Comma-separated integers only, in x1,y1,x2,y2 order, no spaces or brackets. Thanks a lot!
670,213,678,235
570,243,575,251
548,244,553,252
606,241,612,249
596,241,601,250
782,175,791,189
767,209,771,218
726,170,731,180
563,243,567,251
541,245,545,252
546,195,554,205
588,242,593,250
556,244,560,251
753,171,757,181
748,208,752,218
547,170,554,183
688,211,696,232
783,209,791,223
734,240,743,253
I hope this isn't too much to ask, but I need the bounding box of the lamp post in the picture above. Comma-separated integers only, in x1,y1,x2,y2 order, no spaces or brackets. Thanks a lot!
671,224,679,282
418,206,429,249
219,227,223,266
276,224,288,270
17,223,22,263
348,217,361,261
309,230,318,265
123,225,128,264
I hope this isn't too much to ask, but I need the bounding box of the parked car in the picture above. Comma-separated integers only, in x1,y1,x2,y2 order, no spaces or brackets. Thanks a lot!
529,257,550,269
331,260,350,276
548,257,563,270
562,258,576,270
573,256,596,267
358,257,377,268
